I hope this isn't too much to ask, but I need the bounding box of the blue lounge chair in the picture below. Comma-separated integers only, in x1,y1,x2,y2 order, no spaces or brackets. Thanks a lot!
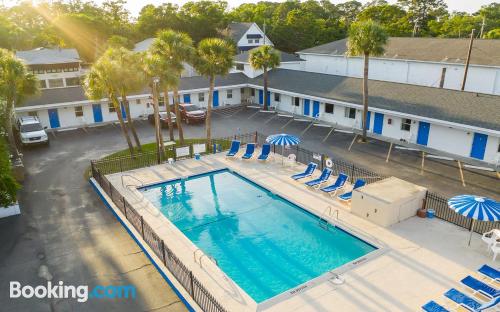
338,179,367,201
422,300,449,312
461,275,500,299
305,168,332,187
258,144,271,161
444,288,481,311
478,264,500,282
320,173,348,195
475,296,500,311
291,163,317,180
226,140,240,157
242,143,256,159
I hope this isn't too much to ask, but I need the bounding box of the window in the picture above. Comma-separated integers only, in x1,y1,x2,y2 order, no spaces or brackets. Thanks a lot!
227,90,233,99
241,87,245,95
74,106,83,117
344,107,356,119
294,97,300,107
35,68,45,74
158,97,164,106
274,93,280,102
63,67,78,72
251,89,255,96
325,103,334,114
236,63,244,71
198,93,205,102
108,103,116,113
28,111,38,117
401,118,412,131
136,99,141,105
48,78,64,88
39,80,47,89
65,77,80,86
255,39,260,44
248,39,253,44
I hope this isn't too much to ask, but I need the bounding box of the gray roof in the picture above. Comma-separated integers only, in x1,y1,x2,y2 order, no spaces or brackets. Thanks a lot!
224,22,253,43
133,38,154,52
299,37,500,66
16,48,81,65
249,69,500,131
235,48,304,63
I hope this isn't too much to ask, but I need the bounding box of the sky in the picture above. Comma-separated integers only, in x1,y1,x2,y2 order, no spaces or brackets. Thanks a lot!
2,0,495,16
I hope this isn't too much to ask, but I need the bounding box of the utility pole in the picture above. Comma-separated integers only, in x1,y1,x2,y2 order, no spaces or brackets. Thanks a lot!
480,16,486,38
263,21,266,45
461,29,475,91
152,77,161,164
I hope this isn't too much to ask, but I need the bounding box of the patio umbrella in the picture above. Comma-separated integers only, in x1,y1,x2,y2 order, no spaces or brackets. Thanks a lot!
266,134,300,165
447,195,500,246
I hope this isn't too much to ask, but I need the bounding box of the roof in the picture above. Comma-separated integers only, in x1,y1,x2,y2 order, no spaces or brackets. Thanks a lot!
299,37,500,66
224,22,253,43
234,48,304,63
16,48,81,65
249,69,500,131
133,38,154,52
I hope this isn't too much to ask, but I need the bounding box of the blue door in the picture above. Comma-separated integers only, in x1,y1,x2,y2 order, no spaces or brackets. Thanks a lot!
120,103,126,119
312,101,320,118
470,133,488,160
373,113,384,135
365,111,371,131
48,109,60,128
258,90,263,105
303,99,310,116
213,90,219,107
183,94,191,103
416,121,431,146
92,104,103,123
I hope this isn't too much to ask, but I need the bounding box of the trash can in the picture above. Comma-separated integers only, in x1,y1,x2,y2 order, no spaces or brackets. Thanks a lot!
427,209,435,219
194,153,200,160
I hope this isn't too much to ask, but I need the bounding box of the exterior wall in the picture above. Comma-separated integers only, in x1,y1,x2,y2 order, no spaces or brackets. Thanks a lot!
237,23,273,50
298,54,500,95
231,62,303,78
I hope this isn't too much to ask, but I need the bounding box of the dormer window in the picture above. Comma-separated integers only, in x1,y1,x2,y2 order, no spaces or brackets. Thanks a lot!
236,64,244,71
255,39,260,44
248,39,253,44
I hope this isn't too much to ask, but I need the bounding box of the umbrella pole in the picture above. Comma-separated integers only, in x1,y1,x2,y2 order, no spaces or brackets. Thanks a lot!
282,145,284,165
468,219,475,246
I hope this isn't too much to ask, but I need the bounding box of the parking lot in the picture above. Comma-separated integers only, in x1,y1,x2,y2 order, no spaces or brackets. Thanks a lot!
0,107,498,312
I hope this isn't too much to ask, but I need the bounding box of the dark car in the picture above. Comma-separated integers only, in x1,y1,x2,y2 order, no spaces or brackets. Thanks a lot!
179,104,206,124
147,111,176,128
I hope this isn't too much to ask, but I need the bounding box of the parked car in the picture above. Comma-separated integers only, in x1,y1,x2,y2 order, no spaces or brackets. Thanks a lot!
15,116,49,146
179,104,206,124
147,111,176,128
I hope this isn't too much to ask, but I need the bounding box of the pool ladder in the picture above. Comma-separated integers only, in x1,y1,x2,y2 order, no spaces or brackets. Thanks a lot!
194,249,218,269
121,174,146,201
318,205,339,230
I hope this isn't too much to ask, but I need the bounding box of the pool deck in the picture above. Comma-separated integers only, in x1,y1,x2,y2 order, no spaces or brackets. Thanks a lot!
105,150,497,312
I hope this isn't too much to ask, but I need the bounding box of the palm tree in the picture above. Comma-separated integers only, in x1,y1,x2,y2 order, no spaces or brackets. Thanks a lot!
83,50,135,155
107,47,144,151
193,38,235,148
0,49,39,158
150,30,195,145
347,20,388,142
249,45,281,111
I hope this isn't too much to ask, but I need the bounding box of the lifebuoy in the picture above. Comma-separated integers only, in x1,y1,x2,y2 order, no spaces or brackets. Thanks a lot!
325,158,333,168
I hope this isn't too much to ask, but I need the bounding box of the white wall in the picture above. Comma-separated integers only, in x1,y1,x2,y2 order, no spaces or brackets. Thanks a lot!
237,23,273,49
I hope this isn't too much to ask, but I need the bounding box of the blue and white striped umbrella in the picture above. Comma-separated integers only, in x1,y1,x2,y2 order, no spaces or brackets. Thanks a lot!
266,134,301,146
448,195,500,245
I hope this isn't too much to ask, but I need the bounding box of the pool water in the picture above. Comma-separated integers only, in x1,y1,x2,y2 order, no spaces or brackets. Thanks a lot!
140,169,376,303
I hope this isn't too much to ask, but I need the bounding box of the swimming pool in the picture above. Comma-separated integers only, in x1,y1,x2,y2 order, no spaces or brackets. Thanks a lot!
140,169,377,303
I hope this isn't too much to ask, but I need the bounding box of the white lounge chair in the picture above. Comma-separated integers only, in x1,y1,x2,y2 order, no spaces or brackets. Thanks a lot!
482,229,500,251
491,241,500,261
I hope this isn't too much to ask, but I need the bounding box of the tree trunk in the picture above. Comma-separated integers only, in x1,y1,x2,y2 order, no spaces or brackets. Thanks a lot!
206,78,214,149
263,67,268,111
121,92,142,151
4,98,19,159
173,88,184,144
362,52,369,142
151,86,162,162
163,87,174,141
112,95,135,156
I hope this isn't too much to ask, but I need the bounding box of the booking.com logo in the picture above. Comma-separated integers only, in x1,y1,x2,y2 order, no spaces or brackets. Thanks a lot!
10,281,136,303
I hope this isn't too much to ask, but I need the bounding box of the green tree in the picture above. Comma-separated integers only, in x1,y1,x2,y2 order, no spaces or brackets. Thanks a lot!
107,35,132,49
0,137,19,207
347,20,388,142
178,1,228,43
150,30,195,145
485,28,500,39
83,50,135,155
249,45,280,111
478,3,500,37
397,0,447,36
136,4,181,38
358,3,412,36
193,38,234,147
0,49,39,158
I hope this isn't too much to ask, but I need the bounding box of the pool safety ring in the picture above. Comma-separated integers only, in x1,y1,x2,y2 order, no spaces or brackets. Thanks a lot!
325,158,333,168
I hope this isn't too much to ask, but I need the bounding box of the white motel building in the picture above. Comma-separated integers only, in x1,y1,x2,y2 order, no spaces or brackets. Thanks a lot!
14,38,500,167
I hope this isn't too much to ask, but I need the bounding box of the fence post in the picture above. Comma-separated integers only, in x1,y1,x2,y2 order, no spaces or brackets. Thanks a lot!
189,271,195,297
124,200,127,218
119,158,123,172
320,154,325,171
141,216,145,238
254,131,258,144
350,164,355,183
161,240,166,265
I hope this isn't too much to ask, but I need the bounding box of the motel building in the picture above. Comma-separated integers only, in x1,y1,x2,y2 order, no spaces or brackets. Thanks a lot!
15,38,500,168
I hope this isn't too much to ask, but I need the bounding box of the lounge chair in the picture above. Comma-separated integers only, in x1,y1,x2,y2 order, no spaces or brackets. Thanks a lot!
421,300,449,312
444,288,481,311
461,275,500,300
320,173,348,195
338,179,367,201
305,168,332,188
291,162,317,180
478,264,500,283
258,144,271,161
242,143,256,159
226,140,240,157
475,296,500,311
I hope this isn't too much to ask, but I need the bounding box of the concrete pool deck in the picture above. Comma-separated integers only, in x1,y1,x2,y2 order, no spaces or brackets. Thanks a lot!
104,150,497,312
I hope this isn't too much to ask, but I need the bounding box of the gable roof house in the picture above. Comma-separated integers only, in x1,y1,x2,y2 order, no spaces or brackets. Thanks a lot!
223,22,273,52
231,48,305,78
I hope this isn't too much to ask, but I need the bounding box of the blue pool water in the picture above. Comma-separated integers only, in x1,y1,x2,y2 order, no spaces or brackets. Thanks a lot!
140,169,376,303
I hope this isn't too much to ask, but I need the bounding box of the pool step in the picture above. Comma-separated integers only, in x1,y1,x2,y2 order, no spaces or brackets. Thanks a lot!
318,218,330,230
